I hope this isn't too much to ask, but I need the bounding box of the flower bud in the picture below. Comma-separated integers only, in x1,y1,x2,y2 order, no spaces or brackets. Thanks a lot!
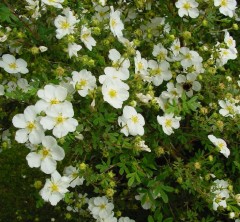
202,19,208,27
208,155,213,162
155,146,165,157
182,31,191,40
232,23,238,30
177,177,183,184
34,180,42,189
229,212,235,219
194,162,201,170
30,46,39,55
106,188,115,197
79,162,87,170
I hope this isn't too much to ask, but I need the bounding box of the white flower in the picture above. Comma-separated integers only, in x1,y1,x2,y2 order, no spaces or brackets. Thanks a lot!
25,0,43,19
211,179,230,211
0,84,4,95
40,171,70,206
39,46,48,52
102,83,129,109
148,60,172,86
119,217,135,222
88,196,114,219
161,82,183,104
136,93,152,104
135,193,159,210
63,166,84,188
224,31,236,49
208,135,230,158
170,38,181,57
17,78,30,92
54,8,79,39
152,43,169,61
134,50,149,80
180,47,203,68
93,5,109,22
71,69,97,97
108,49,130,76
176,73,201,97
80,26,96,51
157,113,181,135
68,43,82,58
42,0,64,8
0,54,29,74
136,140,151,152
175,0,199,18
6,81,17,92
12,105,44,144
36,84,68,112
214,0,237,17
217,47,237,66
118,106,145,136
26,136,65,174
40,101,78,138
218,99,239,118
109,6,124,38
99,67,129,85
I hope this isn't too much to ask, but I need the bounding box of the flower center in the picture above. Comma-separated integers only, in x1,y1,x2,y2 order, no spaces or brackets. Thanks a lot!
131,116,139,124
60,21,70,29
27,122,36,131
50,99,59,105
56,115,65,124
100,204,106,209
9,62,17,69
165,119,172,127
76,79,87,90
108,89,117,98
42,147,50,158
220,0,227,7
137,62,143,70
183,2,191,10
185,53,192,60
81,32,90,41
226,105,234,114
51,183,59,192
217,142,225,150
111,19,117,28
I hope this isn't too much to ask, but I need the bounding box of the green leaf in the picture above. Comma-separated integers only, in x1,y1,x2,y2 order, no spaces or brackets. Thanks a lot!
148,215,155,222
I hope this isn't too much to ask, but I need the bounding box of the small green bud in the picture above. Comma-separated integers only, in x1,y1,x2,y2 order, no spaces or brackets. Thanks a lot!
106,188,115,197
155,146,165,157
232,23,238,30
182,31,191,40
208,155,213,162
2,141,8,150
205,174,211,181
67,35,75,43
116,211,122,217
194,162,201,170
202,19,208,27
65,213,72,220
92,27,101,35
177,177,183,184
30,47,39,55
34,180,42,189
79,163,87,170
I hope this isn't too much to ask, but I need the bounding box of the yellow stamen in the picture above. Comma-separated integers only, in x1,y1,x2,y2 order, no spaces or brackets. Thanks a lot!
220,0,227,7
131,116,139,124
183,2,191,10
165,119,172,127
27,122,36,131
108,89,117,98
51,183,59,192
60,21,70,29
50,99,59,105
56,115,65,124
9,63,17,69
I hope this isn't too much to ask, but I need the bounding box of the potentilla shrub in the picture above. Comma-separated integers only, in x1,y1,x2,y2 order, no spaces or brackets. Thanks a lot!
0,0,240,221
